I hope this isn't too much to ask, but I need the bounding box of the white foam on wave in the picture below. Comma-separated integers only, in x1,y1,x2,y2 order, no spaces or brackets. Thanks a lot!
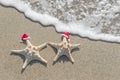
0,0,120,42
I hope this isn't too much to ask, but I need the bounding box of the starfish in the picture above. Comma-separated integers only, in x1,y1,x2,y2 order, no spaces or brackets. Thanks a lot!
48,37,80,63
11,40,47,69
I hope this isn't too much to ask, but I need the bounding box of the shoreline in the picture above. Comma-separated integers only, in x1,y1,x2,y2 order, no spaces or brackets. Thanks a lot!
1,5,120,80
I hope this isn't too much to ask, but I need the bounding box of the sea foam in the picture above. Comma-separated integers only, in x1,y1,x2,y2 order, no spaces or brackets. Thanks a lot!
0,0,120,42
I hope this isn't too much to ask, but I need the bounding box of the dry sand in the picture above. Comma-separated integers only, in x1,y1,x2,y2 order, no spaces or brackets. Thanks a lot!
1,5,120,80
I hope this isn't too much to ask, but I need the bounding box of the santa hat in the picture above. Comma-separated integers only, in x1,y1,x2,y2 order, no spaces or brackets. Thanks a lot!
21,33,30,41
62,32,70,39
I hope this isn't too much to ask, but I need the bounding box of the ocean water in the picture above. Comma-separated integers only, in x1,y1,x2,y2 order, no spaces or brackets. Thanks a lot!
0,0,120,42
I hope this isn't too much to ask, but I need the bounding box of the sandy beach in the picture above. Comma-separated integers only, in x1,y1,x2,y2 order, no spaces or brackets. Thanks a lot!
1,5,120,80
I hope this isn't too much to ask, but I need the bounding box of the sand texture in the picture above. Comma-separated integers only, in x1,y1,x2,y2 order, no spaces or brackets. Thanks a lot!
0,5,120,80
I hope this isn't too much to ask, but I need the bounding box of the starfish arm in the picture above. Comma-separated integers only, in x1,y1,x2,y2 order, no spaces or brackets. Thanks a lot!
53,54,59,62
36,55,47,64
37,43,47,50
70,44,80,50
66,52,75,63
11,49,27,55
22,59,30,69
26,40,32,47
58,42,63,47
53,51,62,62
48,42,58,49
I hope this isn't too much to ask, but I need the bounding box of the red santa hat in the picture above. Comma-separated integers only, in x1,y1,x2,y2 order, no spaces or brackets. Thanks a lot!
62,32,70,39
21,33,30,41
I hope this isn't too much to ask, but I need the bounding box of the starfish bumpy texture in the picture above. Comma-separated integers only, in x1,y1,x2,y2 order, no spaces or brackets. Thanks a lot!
49,37,80,63
11,40,47,69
